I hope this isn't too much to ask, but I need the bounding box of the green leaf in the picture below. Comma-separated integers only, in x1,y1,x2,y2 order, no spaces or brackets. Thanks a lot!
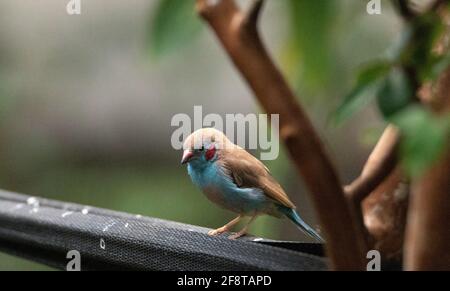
331,62,391,125
376,68,413,119
393,106,449,177
149,0,202,57
286,0,336,89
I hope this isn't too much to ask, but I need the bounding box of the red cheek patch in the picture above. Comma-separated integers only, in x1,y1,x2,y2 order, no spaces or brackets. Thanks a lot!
205,145,216,161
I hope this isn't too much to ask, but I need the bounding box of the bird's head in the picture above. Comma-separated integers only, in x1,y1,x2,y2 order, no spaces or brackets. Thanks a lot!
181,128,233,166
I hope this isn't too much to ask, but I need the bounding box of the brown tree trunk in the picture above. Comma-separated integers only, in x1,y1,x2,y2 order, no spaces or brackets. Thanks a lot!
404,64,450,271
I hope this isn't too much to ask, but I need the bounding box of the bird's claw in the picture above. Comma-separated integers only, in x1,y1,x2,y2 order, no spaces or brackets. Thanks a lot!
208,227,227,236
228,232,246,240
207,229,246,240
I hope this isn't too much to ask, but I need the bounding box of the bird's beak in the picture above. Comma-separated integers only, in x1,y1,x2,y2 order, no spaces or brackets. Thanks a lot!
181,150,194,164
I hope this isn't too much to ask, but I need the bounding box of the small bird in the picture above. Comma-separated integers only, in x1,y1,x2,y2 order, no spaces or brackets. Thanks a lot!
181,128,323,241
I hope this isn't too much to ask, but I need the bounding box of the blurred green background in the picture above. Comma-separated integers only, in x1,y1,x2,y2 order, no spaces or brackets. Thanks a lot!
0,0,402,270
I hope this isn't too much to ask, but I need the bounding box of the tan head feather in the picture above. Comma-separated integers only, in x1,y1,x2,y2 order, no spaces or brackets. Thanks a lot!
183,128,234,150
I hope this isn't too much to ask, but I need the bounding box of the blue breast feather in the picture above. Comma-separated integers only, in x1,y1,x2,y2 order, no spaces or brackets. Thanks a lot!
187,162,273,215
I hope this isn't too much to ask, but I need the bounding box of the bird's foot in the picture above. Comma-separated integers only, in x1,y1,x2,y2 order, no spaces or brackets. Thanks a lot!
228,231,247,240
207,227,227,236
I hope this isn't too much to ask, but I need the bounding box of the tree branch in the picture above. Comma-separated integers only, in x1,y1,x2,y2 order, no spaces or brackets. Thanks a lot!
345,125,400,204
402,6,450,270
362,167,409,260
345,0,448,256
404,63,450,270
243,0,264,30
196,0,366,270
344,125,400,253
404,153,450,270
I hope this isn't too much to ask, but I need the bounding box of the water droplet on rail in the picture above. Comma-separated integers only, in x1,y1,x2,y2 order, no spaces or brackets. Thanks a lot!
135,214,142,219
27,197,39,206
81,208,89,215
100,238,106,250
61,211,73,218
27,197,40,213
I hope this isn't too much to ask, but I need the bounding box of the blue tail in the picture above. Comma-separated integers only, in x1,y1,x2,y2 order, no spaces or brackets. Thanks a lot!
278,206,324,243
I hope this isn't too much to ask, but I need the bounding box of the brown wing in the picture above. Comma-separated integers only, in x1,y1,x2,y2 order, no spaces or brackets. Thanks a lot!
219,147,296,209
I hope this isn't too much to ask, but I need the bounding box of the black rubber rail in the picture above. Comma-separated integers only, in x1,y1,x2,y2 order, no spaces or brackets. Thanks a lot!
0,190,327,271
